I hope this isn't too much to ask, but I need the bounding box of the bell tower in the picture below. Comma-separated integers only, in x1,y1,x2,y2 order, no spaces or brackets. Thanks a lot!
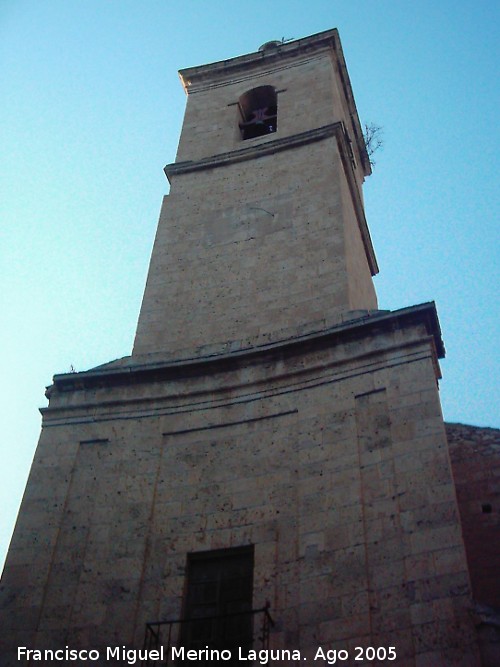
0,29,483,666
133,31,378,358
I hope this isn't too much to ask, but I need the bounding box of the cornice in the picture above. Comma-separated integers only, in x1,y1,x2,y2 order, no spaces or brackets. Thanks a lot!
164,122,343,179
176,28,370,176
178,29,340,93
47,303,444,395
164,122,378,276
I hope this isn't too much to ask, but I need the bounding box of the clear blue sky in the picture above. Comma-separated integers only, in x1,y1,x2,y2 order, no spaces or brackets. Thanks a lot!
1,1,498,572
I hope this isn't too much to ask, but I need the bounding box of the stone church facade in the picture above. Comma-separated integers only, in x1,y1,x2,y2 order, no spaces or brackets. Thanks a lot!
1,29,498,666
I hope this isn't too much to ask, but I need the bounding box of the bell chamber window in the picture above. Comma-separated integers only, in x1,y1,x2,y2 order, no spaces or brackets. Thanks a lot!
239,86,277,140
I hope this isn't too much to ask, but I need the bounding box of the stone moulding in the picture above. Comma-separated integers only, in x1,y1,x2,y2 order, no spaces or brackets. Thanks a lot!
164,122,379,277
178,29,342,90
46,302,444,397
177,28,370,175
164,123,346,179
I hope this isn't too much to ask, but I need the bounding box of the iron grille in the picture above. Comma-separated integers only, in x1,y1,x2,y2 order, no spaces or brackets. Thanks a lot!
142,604,274,666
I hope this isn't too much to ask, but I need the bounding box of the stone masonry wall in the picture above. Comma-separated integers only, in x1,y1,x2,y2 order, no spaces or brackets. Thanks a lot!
0,322,480,666
445,423,500,607
133,136,376,358
446,423,500,667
